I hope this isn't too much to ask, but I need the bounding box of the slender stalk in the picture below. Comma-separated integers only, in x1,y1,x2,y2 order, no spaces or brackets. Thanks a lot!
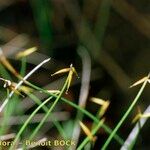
26,92,67,139
28,76,69,141
101,74,149,150
10,75,68,150
9,96,52,150
23,81,124,145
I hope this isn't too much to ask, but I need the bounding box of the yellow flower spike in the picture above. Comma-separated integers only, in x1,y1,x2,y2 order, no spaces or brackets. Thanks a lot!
71,64,79,78
91,97,106,105
51,64,78,93
91,97,110,117
0,78,24,97
51,68,70,76
19,86,33,93
47,90,60,94
132,107,150,123
51,64,78,77
132,114,141,124
0,51,19,77
12,82,33,93
79,121,97,142
66,64,79,93
66,69,73,93
132,107,142,124
130,75,150,88
140,113,150,118
15,47,37,59
10,87,25,97
99,100,110,117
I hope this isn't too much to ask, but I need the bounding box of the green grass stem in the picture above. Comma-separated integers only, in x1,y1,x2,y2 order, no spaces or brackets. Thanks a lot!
101,74,149,150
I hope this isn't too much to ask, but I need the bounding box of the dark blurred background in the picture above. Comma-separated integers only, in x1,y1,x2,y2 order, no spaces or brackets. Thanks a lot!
0,0,150,149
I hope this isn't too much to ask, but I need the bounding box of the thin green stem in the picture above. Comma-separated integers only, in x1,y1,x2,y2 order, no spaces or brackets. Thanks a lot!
9,96,53,150
28,77,69,141
24,81,124,145
101,75,149,150
25,92,67,139
0,60,65,139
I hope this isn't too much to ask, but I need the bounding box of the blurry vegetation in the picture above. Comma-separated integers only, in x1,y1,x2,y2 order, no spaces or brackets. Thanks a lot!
0,0,150,149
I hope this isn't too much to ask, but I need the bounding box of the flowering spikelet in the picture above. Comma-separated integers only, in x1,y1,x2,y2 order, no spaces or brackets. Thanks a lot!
0,78,23,96
91,97,110,117
12,82,33,93
0,48,19,77
47,90,60,94
130,75,150,88
51,64,78,93
16,47,37,59
51,68,70,76
79,121,97,142
0,77,32,96
132,107,150,123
